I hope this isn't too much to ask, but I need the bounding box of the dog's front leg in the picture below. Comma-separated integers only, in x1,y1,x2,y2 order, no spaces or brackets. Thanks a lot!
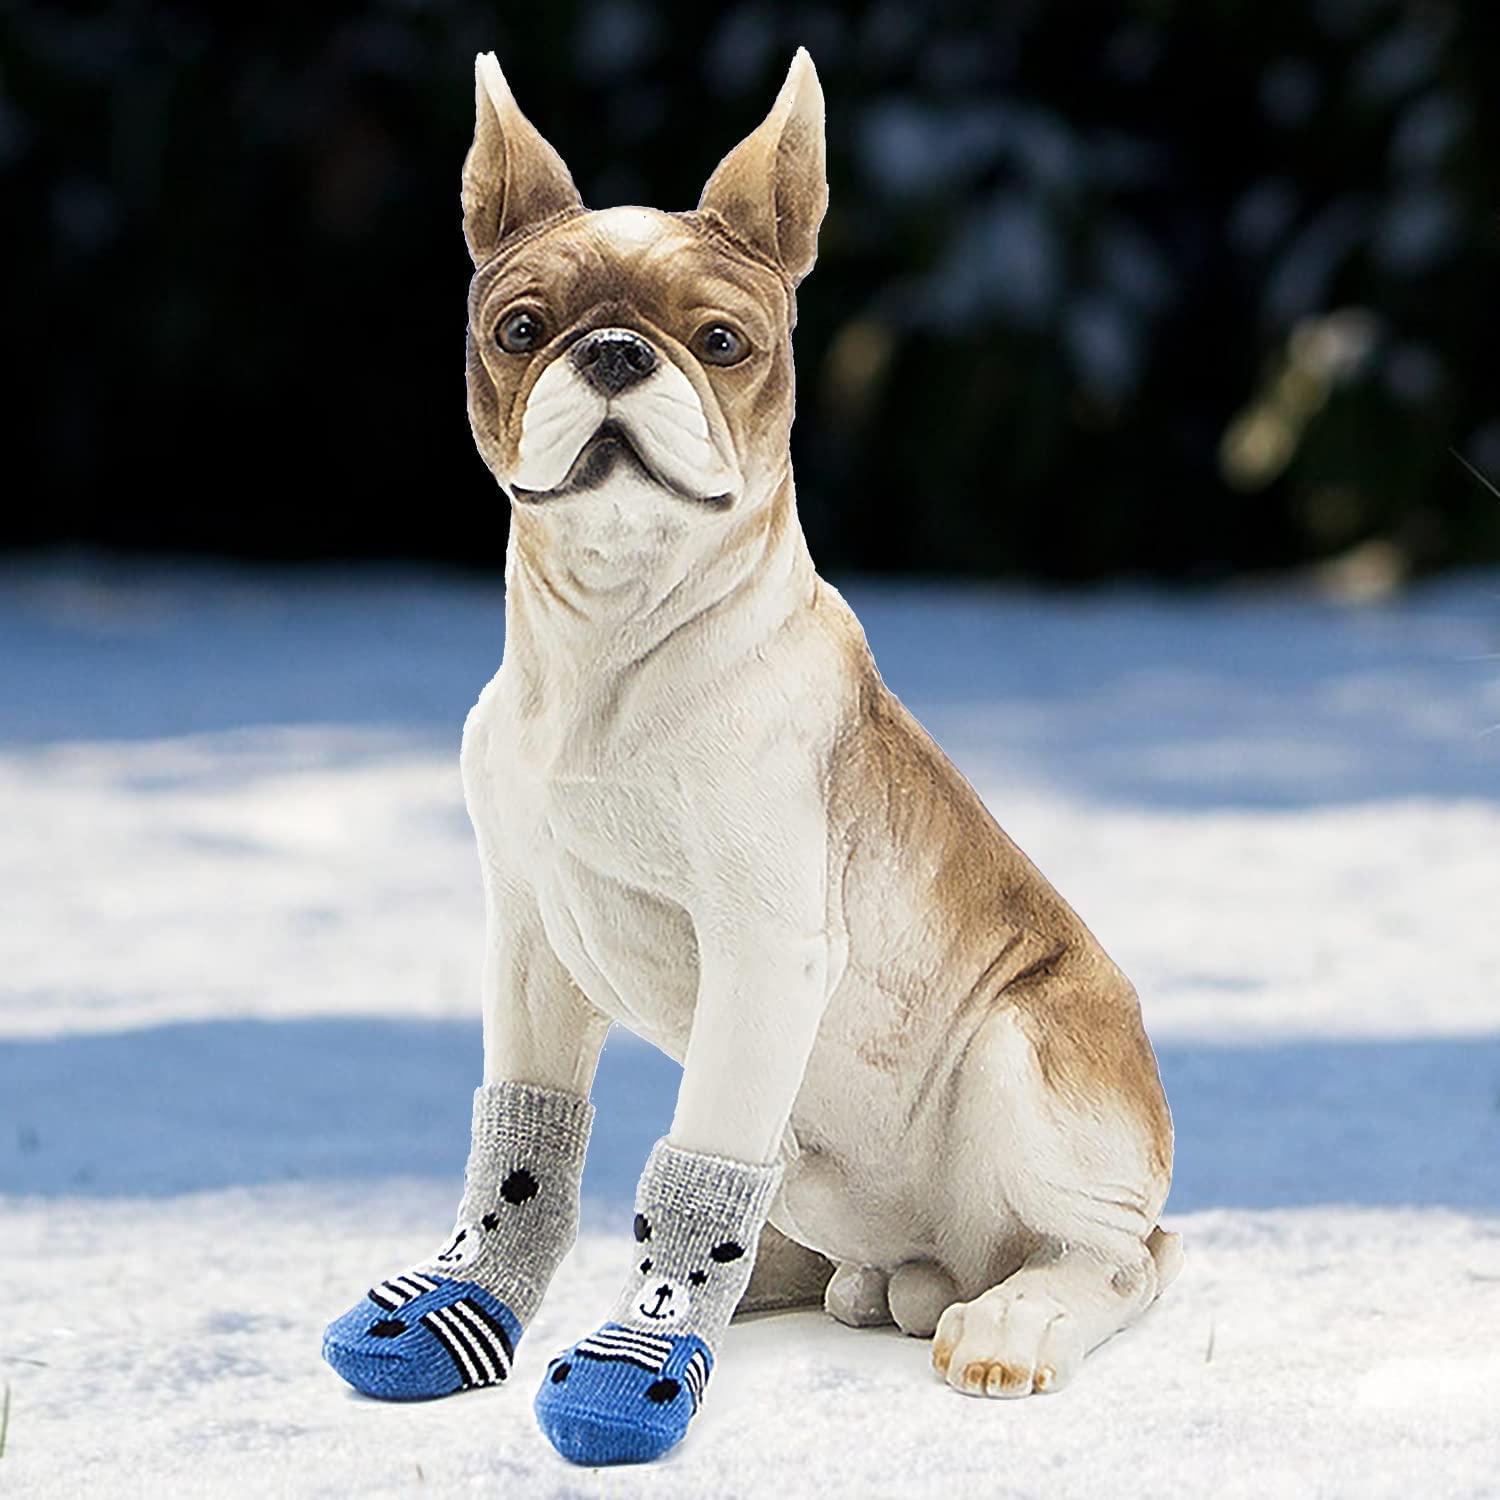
669,909,830,1162
323,858,608,1401
478,869,612,1097
535,763,830,1464
670,745,834,1156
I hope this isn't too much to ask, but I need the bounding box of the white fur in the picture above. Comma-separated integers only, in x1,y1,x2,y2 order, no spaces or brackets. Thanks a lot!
475,52,513,122
611,357,739,500
592,206,669,248
514,358,605,493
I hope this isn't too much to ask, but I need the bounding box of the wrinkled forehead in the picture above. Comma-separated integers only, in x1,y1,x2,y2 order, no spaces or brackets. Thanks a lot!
469,206,789,331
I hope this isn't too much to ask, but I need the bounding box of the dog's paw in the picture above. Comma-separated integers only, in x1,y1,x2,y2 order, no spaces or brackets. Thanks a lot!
931,1286,1083,1398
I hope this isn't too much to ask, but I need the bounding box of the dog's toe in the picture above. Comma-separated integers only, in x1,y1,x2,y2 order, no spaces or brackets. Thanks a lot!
932,1288,1081,1399
824,1263,892,1328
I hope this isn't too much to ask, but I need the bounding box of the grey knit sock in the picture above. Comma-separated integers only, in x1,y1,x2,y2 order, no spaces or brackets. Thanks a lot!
533,1138,782,1463
608,1139,783,1341
323,1078,594,1400
411,1079,594,1321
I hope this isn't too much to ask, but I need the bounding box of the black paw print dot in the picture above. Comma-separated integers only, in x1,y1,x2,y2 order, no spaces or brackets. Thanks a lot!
688,1269,706,1286
500,1168,539,1205
646,1378,680,1404
551,1361,571,1384
368,1318,406,1338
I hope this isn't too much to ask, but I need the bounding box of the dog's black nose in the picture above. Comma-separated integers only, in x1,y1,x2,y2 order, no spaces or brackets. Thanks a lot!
573,330,657,395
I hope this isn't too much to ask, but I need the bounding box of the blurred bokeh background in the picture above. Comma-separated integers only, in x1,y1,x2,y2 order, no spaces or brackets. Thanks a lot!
7,0,1500,584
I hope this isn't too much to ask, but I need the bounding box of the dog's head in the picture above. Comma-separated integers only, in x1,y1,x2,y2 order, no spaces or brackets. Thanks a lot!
461,50,826,527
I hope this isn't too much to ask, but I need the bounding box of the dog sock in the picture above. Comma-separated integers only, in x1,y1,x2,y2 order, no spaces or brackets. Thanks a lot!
323,1079,593,1400
535,1138,782,1464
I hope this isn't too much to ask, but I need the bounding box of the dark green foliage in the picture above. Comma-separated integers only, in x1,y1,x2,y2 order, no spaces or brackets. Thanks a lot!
4,0,1499,579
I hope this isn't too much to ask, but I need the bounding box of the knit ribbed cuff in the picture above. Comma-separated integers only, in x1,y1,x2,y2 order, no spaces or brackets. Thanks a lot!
471,1079,594,1162
638,1139,783,1226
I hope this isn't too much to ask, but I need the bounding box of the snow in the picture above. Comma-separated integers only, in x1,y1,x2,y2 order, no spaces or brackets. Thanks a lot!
3,557,1498,1497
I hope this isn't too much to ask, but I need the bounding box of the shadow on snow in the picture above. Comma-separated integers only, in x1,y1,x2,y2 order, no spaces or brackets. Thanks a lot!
2,1018,1496,1213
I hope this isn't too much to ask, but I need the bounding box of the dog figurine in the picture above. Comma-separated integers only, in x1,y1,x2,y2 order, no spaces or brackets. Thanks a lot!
324,48,1178,1464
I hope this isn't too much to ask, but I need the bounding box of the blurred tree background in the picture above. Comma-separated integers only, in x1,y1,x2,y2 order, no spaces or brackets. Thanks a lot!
5,0,1500,582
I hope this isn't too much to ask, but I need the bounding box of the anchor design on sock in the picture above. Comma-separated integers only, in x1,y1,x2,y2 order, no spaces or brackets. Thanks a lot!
625,1213,745,1326
636,1276,689,1323
435,1227,471,1265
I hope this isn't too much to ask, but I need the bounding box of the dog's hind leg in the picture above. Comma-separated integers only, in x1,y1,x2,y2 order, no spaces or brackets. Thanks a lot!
931,1231,1175,1397
928,998,1177,1398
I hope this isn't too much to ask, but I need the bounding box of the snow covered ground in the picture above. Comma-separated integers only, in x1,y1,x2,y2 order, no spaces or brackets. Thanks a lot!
2,557,1498,1497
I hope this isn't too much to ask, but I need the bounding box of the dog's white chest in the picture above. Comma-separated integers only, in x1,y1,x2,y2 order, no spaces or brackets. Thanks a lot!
462,674,700,1049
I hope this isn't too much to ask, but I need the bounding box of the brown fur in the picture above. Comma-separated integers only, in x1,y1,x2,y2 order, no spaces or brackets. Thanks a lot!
825,644,1173,1187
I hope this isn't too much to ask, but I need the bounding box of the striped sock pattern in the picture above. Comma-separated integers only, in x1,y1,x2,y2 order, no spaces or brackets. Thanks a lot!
576,1324,676,1376
420,1295,515,1388
681,1346,709,1410
368,1273,440,1311
535,1138,781,1465
322,1079,593,1402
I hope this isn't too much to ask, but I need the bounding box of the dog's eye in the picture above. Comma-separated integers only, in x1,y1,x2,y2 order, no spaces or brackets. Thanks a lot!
692,323,749,367
496,309,546,354
639,1258,653,1274
688,1269,707,1286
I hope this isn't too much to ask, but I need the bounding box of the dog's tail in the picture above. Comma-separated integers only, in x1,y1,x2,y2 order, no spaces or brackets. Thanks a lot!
1146,1225,1184,1294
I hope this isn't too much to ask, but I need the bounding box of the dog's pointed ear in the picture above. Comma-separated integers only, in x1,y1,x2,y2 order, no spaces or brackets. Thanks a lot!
463,52,583,265
697,48,827,285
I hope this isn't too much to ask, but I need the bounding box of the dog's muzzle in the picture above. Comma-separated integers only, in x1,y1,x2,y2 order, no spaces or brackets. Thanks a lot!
509,327,741,505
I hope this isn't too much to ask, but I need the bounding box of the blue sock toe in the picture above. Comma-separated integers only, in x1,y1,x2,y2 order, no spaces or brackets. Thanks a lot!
322,1276,521,1401
534,1324,712,1465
